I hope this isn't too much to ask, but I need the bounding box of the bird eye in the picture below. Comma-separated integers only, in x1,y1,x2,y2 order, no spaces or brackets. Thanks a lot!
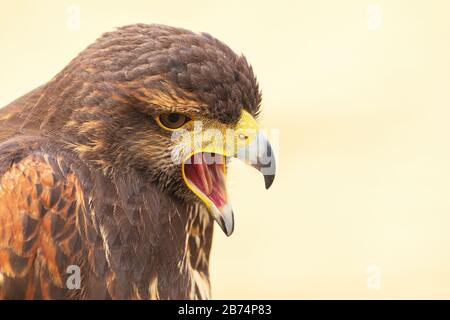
157,113,190,130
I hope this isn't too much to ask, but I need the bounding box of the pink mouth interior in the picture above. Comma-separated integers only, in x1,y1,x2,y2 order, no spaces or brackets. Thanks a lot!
183,153,227,208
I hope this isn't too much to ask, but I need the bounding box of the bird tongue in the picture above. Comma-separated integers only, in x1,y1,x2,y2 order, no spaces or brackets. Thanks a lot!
184,153,227,208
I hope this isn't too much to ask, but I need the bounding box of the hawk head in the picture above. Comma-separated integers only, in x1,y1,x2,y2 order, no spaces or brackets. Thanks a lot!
32,24,276,236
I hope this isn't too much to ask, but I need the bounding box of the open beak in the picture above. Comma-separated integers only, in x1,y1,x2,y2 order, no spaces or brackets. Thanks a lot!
181,110,276,236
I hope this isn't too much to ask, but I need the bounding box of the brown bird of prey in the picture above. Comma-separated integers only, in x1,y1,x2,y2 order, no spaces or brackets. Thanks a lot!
0,24,275,299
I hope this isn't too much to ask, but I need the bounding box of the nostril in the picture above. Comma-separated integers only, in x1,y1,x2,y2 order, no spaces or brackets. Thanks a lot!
238,133,247,140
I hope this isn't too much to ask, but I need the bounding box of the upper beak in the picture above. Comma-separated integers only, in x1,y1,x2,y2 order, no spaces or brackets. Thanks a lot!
236,131,276,190
181,110,276,236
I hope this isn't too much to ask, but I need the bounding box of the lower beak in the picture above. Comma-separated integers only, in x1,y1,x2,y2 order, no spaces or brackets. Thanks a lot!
182,132,276,236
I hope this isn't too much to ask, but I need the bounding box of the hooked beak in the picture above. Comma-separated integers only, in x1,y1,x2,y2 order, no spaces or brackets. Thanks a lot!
236,131,276,190
181,110,276,236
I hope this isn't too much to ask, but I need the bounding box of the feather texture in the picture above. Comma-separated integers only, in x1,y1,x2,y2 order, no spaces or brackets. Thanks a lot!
0,139,213,299
0,23,260,299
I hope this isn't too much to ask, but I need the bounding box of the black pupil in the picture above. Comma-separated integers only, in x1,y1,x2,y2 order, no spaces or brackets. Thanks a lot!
168,113,180,123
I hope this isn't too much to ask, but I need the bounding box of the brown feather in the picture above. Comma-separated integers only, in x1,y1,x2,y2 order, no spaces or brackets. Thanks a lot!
0,23,259,299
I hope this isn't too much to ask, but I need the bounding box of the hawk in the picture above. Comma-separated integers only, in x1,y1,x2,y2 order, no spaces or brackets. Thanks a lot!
0,24,275,299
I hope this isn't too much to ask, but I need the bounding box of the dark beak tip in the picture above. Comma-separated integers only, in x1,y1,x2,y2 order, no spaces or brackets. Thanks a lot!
264,174,275,189
216,209,234,237
219,222,234,237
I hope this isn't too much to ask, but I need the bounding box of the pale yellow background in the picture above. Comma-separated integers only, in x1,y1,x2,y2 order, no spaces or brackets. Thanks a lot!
1,0,450,299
